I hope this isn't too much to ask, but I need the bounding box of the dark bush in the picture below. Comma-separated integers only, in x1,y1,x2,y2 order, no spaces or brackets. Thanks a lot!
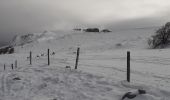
148,22,170,48
84,28,99,32
0,46,14,54
73,28,81,31
8,47,14,54
101,29,112,32
0,47,8,54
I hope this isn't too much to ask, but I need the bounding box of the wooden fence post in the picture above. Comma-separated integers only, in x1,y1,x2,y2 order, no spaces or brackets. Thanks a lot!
75,47,80,69
4,64,5,70
48,49,50,65
11,64,13,70
127,51,130,82
30,51,32,65
15,60,17,68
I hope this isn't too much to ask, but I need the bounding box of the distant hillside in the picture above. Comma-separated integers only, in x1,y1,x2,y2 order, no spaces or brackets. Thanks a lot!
8,26,158,54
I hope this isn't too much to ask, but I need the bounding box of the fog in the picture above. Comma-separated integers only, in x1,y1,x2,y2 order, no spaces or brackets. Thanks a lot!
0,0,170,46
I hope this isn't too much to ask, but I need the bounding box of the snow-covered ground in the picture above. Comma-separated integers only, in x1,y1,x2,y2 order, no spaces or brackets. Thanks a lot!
0,28,170,100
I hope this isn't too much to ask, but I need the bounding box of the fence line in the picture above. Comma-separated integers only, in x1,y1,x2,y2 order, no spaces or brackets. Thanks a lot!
0,48,132,83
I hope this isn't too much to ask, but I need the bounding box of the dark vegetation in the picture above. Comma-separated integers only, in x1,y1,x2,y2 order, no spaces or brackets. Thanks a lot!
0,46,14,54
148,22,170,48
101,29,112,32
73,28,81,31
73,28,111,33
84,28,100,32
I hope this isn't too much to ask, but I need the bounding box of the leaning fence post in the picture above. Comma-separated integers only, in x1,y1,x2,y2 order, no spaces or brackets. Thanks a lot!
48,49,50,65
127,51,130,82
15,60,17,68
75,47,80,69
30,51,32,65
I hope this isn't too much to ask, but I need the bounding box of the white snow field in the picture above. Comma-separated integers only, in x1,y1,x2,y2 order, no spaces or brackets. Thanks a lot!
0,28,170,100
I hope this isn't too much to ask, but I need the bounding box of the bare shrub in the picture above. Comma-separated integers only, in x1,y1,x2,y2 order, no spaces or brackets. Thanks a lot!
148,22,170,48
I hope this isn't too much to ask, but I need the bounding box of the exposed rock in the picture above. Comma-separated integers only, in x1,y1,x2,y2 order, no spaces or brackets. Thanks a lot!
13,77,21,81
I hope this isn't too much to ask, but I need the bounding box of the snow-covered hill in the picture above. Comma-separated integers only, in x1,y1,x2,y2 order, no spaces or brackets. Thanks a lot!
13,27,155,53
0,27,170,100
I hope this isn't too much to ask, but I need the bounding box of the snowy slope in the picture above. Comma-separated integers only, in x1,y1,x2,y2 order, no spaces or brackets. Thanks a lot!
13,27,155,53
0,27,170,100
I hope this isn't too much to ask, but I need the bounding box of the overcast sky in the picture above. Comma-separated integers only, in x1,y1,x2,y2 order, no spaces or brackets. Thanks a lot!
0,0,170,44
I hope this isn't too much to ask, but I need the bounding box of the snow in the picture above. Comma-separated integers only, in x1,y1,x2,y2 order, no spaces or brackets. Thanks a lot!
1,66,169,100
0,27,170,100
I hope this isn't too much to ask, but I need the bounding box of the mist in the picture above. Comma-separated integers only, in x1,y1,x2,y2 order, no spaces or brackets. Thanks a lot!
0,0,170,46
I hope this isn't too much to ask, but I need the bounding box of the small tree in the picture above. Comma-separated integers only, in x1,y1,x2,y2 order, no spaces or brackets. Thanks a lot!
148,22,170,48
